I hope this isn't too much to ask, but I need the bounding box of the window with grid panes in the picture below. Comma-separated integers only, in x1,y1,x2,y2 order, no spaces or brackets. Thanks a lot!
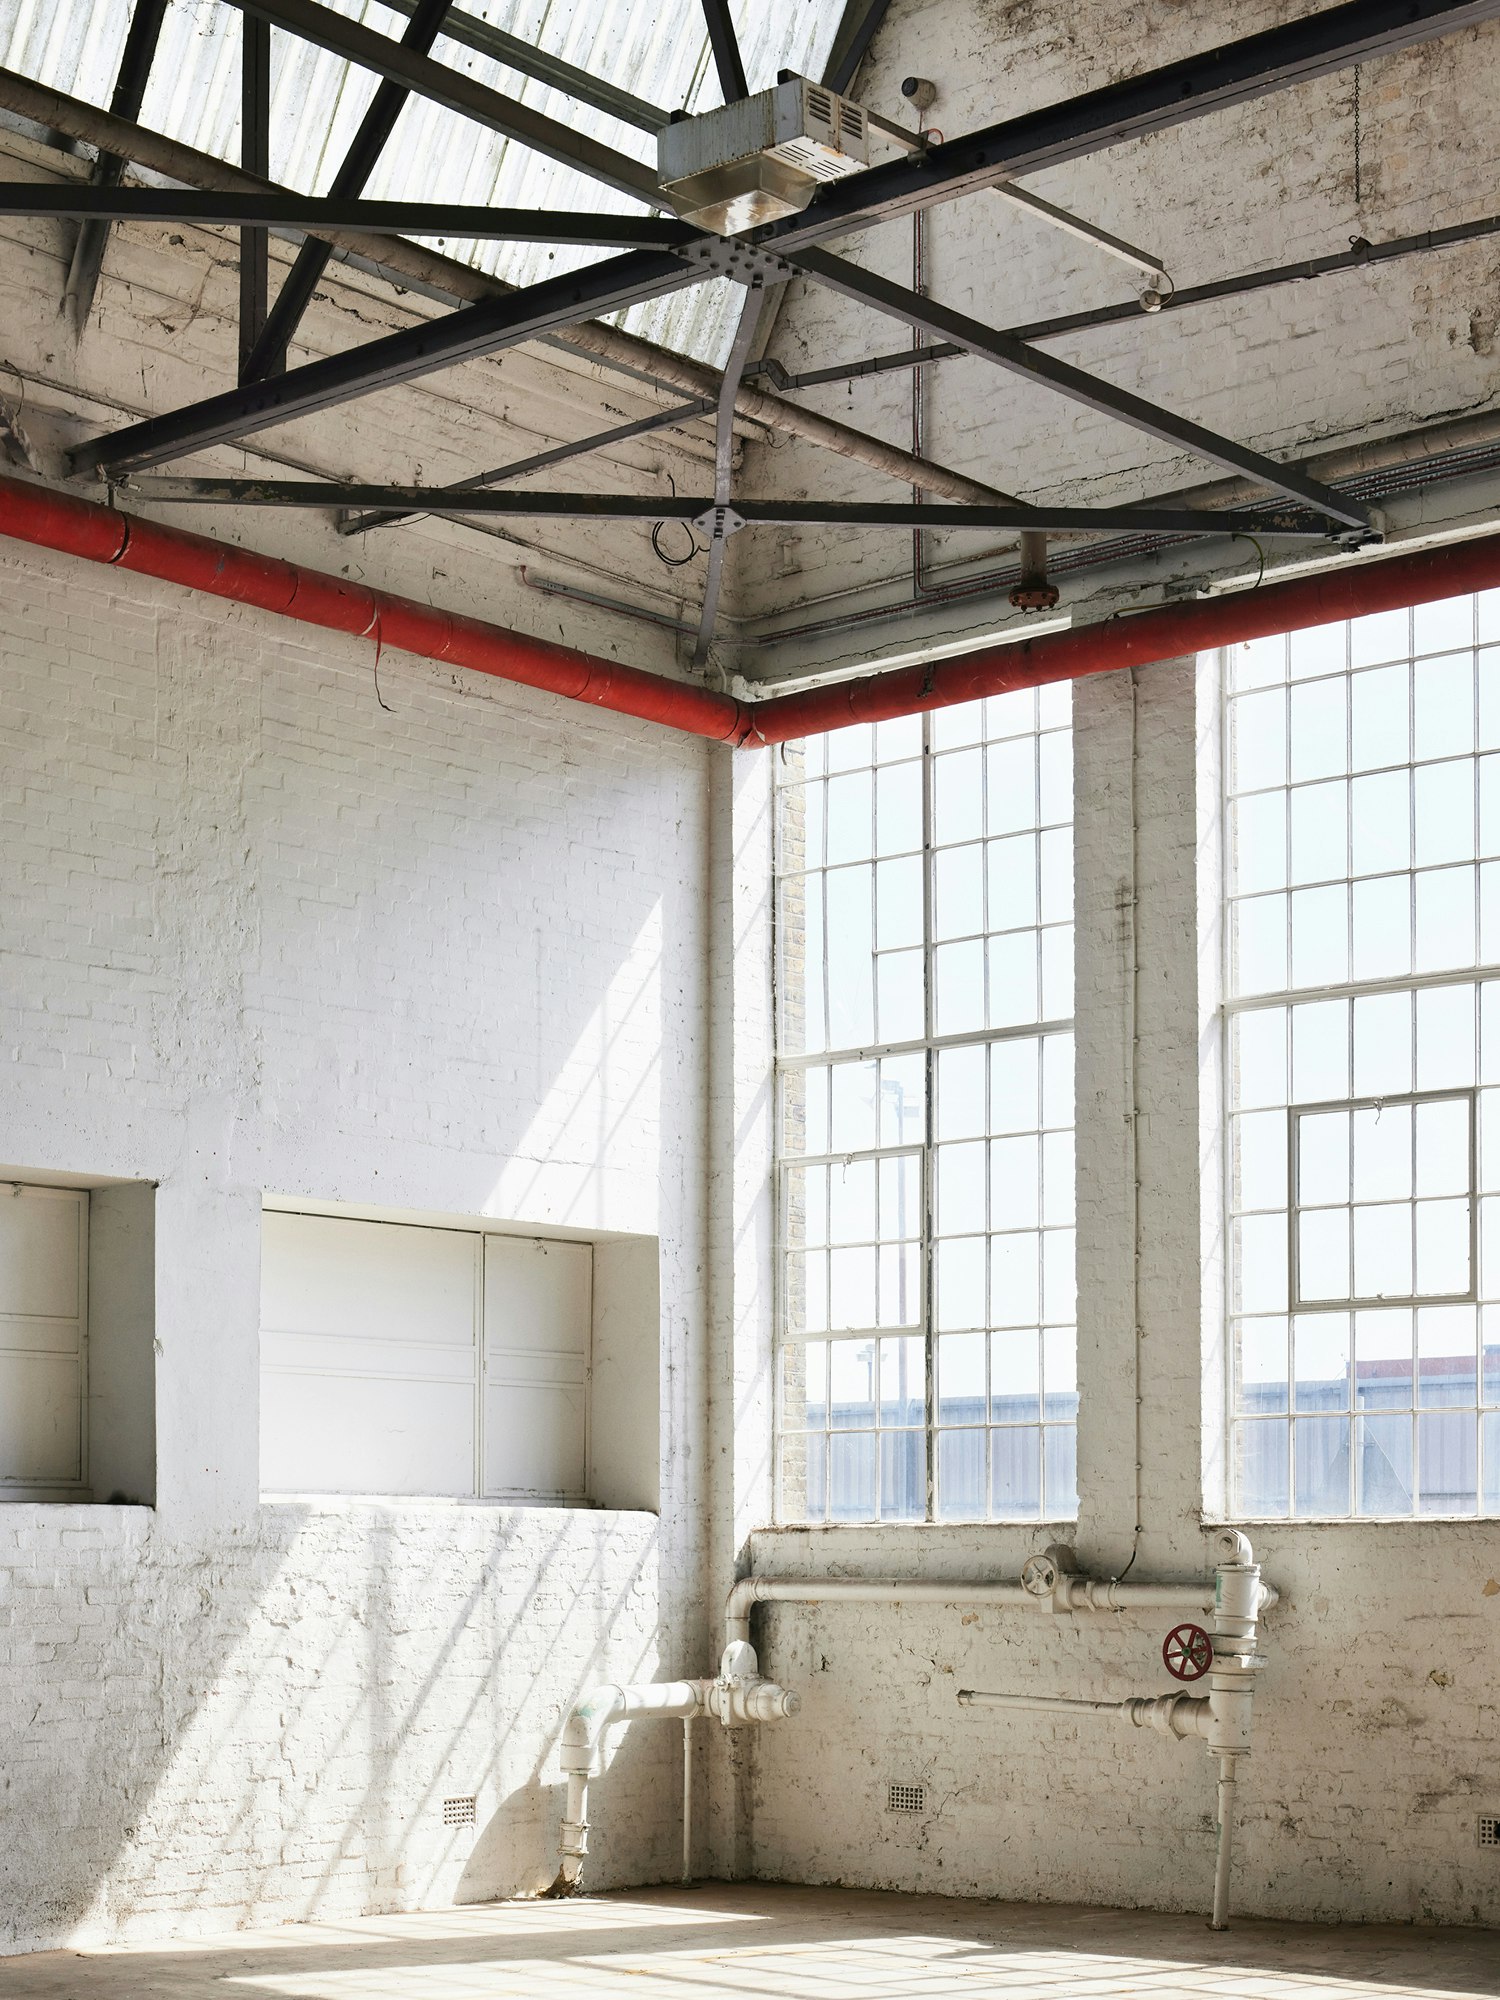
774,690,1076,1523
1225,589,1500,1517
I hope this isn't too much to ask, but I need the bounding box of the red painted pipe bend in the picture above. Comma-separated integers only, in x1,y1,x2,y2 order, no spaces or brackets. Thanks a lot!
4,475,1500,745
0,474,748,743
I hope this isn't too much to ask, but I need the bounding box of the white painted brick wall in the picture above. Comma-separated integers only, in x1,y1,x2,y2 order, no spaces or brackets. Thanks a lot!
0,542,714,1952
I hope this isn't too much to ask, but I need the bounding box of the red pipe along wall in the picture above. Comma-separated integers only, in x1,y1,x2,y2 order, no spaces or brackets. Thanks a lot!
3,474,1500,745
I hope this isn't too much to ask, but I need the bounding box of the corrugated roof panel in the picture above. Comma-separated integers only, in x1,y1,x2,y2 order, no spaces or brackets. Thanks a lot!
0,0,848,365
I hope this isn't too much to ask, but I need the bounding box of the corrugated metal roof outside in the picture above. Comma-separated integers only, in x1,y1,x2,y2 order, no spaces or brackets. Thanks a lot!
0,0,846,366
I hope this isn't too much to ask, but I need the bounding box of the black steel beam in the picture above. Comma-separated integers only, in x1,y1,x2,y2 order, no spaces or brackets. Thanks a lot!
762,0,1500,249
822,0,896,95
769,212,1500,393
223,0,660,205
239,9,271,376
0,186,697,244
63,0,169,329
242,0,453,383
338,396,717,535
68,250,701,475
115,479,1347,536
380,0,667,132
791,246,1374,529
700,0,750,103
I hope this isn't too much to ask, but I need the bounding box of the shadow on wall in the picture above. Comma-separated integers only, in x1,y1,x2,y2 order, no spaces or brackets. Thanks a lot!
2,1502,675,1952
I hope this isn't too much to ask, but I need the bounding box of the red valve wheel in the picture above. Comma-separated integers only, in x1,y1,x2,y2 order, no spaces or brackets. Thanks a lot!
1162,1622,1214,1682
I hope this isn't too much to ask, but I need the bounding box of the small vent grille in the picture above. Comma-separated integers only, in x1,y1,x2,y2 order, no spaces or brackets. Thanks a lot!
842,106,865,137
888,1781,925,1814
1480,1815,1500,1848
806,86,833,123
443,1795,476,1827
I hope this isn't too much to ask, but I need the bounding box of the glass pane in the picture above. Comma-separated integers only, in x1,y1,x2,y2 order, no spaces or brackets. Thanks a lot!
828,1247,876,1330
1236,1418,1289,1516
1415,1098,1471,1197
937,1141,986,1238
1289,621,1346,680
875,759,923,857
877,1242,920,1328
879,1429,925,1520
939,1043,988,1141
1414,866,1476,974
829,1429,877,1521
1291,884,1349,986
986,737,1037,835
935,842,984,941
937,1426,985,1519
1417,1408,1476,1513
987,833,1038,932
1352,1202,1413,1300
988,930,1040,1028
1416,984,1476,1090
828,1339,876,1428
879,1336,924,1427
1289,780,1347,886
1353,991,1412,1096
880,1054,924,1145
990,1233,1040,1327
1415,1198,1471,1295
1229,634,1287,690
831,1060,880,1153
1231,689,1288,791
1293,1414,1350,1516
876,949,925,1043
826,723,872,772
1355,1308,1413,1409
937,1330,986,1422
1356,1411,1413,1514
826,866,874,1047
1417,1305,1476,1407
879,1154,919,1242
991,1426,1041,1520
1044,1423,1078,1518
935,938,985,1037
1483,1410,1500,1511
1412,651,1475,761
990,1329,1040,1422
1293,1313,1349,1411
1414,760,1476,868
1292,1000,1349,1102
1298,1109,1349,1205
1233,893,1288,995
1352,1103,1411,1202
825,770,873,865
1041,1130,1074,1229
1233,1007,1287,1109
1349,769,1410,876
933,748,983,846
1232,790,1286,895
1350,875,1412,983
1236,1317,1289,1415
1237,1213,1289,1315
936,1237,986,1331
1413,595,1475,656
1289,678,1347,782
990,1040,1040,1134
1298,1207,1350,1304
1350,661,1409,768
1350,609,1409,671
1043,1323,1078,1421
829,1159,877,1245
990,1135,1039,1230
876,855,923,950
1042,1228,1076,1324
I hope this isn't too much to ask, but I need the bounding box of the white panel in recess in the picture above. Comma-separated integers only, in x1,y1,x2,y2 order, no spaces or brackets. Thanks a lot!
0,1186,87,1488
0,1185,84,1318
483,1237,591,1499
0,1353,83,1482
260,1212,479,1497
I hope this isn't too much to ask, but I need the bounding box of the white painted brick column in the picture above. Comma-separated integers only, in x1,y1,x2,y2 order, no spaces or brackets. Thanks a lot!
1074,658,1213,1574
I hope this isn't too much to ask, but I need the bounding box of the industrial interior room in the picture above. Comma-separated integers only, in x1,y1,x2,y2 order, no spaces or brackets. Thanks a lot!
2,0,1500,1995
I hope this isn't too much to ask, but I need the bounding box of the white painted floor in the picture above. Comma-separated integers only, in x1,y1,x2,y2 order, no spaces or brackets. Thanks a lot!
3,1884,1497,2000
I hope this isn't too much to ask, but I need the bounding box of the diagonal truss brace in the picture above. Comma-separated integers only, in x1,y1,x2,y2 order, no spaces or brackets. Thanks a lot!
788,247,1374,530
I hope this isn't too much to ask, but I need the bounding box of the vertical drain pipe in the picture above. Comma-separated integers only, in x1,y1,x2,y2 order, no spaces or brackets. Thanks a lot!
682,1717,694,1883
1212,1755,1238,1932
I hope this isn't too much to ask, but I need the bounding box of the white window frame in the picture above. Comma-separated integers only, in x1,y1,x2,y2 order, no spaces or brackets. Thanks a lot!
0,1184,90,1498
772,695,1076,1526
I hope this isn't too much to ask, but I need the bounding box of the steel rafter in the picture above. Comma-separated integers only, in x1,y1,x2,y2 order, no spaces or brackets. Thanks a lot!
0,186,697,244
790,246,1374,529
700,0,750,103
223,0,660,205
242,0,453,384
67,0,1497,507
239,8,271,374
68,250,700,476
338,397,718,536
379,0,667,132
761,0,1500,248
822,0,896,95
116,479,1344,537
63,0,169,330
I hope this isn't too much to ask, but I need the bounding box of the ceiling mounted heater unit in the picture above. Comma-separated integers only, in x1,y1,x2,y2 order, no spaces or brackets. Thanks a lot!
658,76,869,235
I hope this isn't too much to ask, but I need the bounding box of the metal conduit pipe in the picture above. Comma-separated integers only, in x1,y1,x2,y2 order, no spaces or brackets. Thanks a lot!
7,474,1500,747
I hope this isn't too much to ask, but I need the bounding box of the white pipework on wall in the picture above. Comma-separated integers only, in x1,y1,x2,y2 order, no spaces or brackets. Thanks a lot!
552,1529,1276,1906
957,1528,1273,1929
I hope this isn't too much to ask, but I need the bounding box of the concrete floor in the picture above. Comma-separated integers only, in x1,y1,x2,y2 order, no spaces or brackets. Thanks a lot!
3,1884,1498,2000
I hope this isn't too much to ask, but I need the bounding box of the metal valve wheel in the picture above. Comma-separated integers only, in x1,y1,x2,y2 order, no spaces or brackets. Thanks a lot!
1161,1622,1214,1682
